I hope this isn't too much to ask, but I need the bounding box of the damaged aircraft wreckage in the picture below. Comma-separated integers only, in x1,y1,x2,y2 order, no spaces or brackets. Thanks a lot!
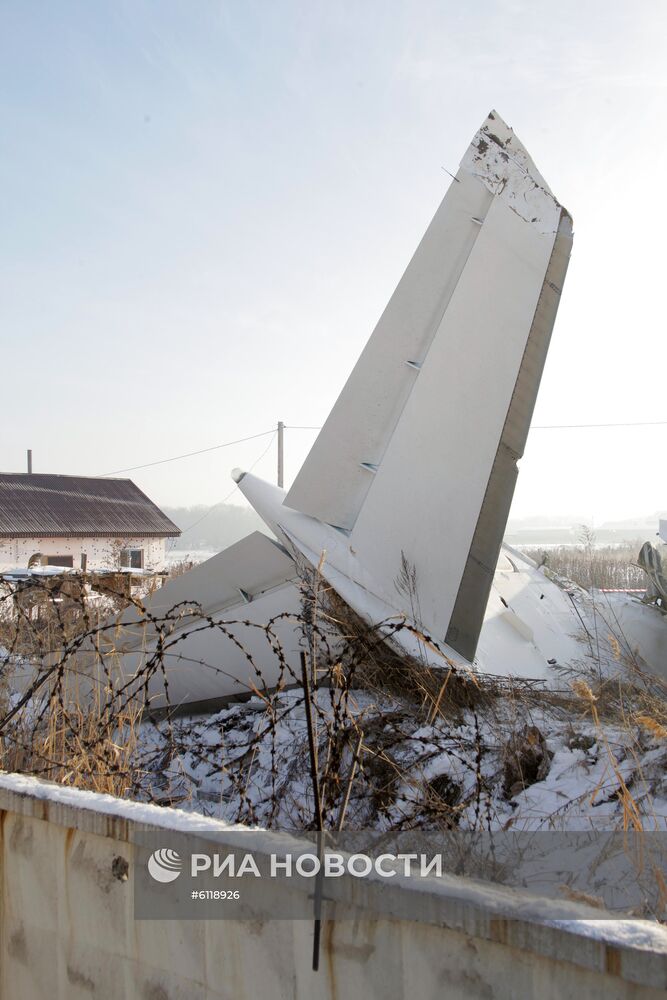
81,110,664,711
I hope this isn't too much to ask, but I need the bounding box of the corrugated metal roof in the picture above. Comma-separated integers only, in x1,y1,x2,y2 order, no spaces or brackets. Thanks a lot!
0,474,180,538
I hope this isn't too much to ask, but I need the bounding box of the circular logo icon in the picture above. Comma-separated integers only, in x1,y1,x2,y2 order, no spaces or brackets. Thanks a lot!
147,848,183,883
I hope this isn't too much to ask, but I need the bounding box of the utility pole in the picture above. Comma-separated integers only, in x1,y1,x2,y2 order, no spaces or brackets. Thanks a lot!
277,421,284,488
27,449,32,474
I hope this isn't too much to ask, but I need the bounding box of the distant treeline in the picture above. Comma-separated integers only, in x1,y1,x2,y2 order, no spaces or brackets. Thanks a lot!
505,527,653,547
505,514,663,548
163,503,662,556
163,504,266,554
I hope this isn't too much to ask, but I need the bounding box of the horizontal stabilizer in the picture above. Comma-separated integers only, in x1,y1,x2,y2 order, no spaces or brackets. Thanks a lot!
116,531,297,644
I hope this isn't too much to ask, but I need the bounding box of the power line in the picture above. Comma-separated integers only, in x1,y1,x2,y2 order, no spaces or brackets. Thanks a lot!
177,431,278,538
530,420,667,430
289,420,667,432
102,417,667,481
100,430,275,477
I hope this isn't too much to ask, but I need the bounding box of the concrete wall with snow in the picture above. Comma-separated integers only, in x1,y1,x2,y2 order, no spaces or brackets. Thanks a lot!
0,535,168,572
0,773,665,999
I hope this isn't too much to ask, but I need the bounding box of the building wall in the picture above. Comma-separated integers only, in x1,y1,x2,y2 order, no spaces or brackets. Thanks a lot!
0,774,665,1000
0,535,168,572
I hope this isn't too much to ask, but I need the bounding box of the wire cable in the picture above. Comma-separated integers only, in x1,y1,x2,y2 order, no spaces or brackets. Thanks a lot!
530,420,667,430
100,429,275,477
102,419,667,481
288,420,667,432
176,431,278,539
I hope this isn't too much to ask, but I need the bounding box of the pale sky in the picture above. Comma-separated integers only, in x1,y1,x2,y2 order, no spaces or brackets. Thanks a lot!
1,0,665,524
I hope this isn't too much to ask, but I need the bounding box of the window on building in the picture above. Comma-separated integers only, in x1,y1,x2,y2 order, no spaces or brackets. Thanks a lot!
120,548,144,569
46,555,74,568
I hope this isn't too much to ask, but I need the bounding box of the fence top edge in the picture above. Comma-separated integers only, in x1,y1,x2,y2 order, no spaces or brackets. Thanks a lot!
0,770,666,987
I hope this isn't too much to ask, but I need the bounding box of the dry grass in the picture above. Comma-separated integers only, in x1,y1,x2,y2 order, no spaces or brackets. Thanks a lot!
0,578,149,797
321,587,496,722
1,568,665,822
0,689,143,798
1,568,665,916
523,541,651,592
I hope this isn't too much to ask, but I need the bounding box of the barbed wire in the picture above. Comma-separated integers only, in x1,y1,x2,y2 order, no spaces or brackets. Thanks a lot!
0,566,664,917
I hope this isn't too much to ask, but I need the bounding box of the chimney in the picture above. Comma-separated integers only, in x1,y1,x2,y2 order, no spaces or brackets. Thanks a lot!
27,449,33,474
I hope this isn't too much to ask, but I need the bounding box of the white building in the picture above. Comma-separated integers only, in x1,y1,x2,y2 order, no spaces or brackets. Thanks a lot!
0,473,180,573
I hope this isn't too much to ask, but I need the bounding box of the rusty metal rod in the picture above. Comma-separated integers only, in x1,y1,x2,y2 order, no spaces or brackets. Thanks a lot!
301,650,324,970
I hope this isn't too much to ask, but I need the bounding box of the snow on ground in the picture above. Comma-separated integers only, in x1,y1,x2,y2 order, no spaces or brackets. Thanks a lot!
132,669,667,917
2,546,664,921
137,688,666,832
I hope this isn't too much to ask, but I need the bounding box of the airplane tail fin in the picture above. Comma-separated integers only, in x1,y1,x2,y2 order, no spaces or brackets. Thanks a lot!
285,111,572,661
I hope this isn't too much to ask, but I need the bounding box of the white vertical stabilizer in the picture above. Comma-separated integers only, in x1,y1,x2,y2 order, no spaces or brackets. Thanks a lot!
284,111,572,660
95,110,576,710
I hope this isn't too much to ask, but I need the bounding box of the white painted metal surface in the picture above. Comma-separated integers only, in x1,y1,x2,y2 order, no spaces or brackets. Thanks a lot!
601,592,667,680
76,532,302,710
282,109,572,662
104,110,579,706
285,111,564,530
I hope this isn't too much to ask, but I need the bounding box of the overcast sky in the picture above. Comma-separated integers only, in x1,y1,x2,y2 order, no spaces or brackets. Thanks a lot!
1,0,665,525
